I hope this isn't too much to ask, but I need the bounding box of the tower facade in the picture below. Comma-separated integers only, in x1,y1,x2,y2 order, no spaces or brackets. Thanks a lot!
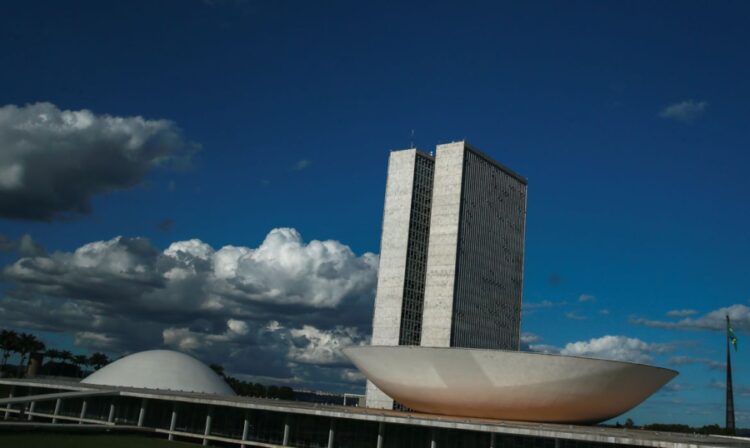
366,141,527,409
420,142,527,350
367,149,434,409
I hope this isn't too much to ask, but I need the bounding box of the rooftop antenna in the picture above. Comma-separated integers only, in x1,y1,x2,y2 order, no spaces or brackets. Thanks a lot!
410,129,415,149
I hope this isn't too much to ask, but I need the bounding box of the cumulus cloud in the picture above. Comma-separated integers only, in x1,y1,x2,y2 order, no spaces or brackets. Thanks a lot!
287,325,367,365
578,294,596,303
631,304,750,333
560,335,674,363
0,102,197,221
0,227,377,391
658,100,707,122
527,344,561,355
520,333,561,354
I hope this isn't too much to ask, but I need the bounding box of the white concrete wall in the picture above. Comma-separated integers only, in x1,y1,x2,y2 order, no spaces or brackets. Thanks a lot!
366,149,417,409
420,142,465,348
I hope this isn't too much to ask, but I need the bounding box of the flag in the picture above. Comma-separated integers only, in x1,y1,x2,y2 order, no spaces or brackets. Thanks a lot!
728,325,738,351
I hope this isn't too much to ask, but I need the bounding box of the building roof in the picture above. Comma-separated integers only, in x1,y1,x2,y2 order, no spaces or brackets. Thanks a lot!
81,349,235,396
2,378,747,448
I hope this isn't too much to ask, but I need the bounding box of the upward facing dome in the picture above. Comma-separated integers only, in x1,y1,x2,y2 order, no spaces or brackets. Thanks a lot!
82,350,236,396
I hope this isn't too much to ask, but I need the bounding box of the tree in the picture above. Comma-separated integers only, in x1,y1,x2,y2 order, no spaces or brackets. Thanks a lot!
16,333,44,377
0,330,20,370
45,349,62,363
44,349,63,375
624,418,635,429
209,364,226,378
72,354,89,377
88,353,110,370
60,350,73,365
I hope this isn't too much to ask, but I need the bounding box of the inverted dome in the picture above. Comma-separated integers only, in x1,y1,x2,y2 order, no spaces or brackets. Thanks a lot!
82,349,235,396
345,346,677,424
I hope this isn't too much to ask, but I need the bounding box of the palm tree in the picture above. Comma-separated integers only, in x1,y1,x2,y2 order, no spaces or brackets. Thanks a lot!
88,352,110,371
0,330,20,371
72,354,88,377
16,333,44,377
45,349,63,375
60,350,73,366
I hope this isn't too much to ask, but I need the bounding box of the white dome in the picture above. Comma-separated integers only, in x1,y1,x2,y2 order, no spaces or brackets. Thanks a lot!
345,346,677,424
82,350,235,396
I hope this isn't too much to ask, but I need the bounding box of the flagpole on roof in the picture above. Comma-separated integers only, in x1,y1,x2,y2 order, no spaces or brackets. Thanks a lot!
726,314,735,435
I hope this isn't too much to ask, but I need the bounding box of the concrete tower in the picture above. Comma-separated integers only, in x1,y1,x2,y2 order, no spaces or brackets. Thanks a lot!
367,148,434,409
366,141,527,409
420,141,527,350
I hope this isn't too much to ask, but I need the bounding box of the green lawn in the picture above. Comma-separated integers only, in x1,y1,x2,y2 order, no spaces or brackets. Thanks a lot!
0,433,199,448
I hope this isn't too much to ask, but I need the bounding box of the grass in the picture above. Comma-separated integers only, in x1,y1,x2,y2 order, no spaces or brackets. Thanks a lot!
0,432,199,448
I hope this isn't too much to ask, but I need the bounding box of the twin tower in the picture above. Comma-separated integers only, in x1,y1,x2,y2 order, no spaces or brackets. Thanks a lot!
367,141,528,409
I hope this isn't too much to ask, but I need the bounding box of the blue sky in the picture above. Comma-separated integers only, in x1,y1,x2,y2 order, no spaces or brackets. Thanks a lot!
0,0,748,427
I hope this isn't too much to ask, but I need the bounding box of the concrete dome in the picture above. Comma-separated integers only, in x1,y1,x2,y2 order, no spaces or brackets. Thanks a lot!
345,346,677,424
82,350,235,396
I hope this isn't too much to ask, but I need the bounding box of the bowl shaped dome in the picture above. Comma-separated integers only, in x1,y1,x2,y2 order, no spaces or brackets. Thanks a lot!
82,349,235,396
344,346,677,424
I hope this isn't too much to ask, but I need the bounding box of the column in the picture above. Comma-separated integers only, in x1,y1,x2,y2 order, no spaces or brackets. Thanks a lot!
376,422,385,448
168,404,178,441
554,438,561,448
79,400,88,424
3,386,13,420
489,433,496,448
52,398,61,424
430,428,438,448
202,407,213,446
240,414,250,448
327,419,335,448
107,402,116,424
137,398,148,427
27,401,35,421
282,414,291,446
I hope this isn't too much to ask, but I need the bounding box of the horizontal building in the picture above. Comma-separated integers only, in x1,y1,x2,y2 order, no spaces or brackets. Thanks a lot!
1,378,747,448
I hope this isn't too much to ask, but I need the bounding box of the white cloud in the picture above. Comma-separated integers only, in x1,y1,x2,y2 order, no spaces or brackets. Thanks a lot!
565,311,587,321
578,294,596,303
519,332,545,352
227,319,249,336
4,228,377,311
521,332,541,344
659,100,707,122
74,331,117,351
560,335,673,363
666,309,698,318
287,325,367,365
0,228,378,391
631,304,750,333
528,344,560,355
0,102,197,220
